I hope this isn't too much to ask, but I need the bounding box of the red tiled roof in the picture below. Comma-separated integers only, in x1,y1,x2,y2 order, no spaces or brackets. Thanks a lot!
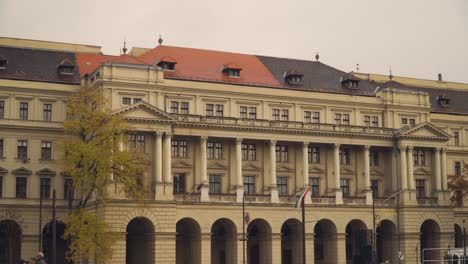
110,54,148,65
158,56,177,64
139,45,281,86
76,54,148,76
223,63,242,70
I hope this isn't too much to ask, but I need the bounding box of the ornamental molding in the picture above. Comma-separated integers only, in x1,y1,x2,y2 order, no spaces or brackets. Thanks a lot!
0,167,8,176
370,168,384,176
112,101,175,122
242,163,260,171
11,167,32,175
309,166,325,174
395,122,451,141
340,167,354,174
36,168,57,177
413,167,431,175
276,164,294,172
207,161,228,170
172,160,192,168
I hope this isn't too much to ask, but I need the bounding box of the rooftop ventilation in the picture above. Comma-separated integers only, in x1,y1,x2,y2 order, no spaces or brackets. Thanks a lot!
57,59,76,75
437,94,450,107
156,56,177,71
222,63,242,78
284,69,303,85
341,73,360,89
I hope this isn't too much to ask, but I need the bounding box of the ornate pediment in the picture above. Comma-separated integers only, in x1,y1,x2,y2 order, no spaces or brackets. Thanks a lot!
172,160,192,168
309,166,325,174
370,168,384,176
414,167,431,175
11,167,32,175
112,101,174,122
395,122,450,140
208,161,228,170
0,167,8,175
36,168,57,177
340,167,354,174
277,164,294,172
243,163,260,171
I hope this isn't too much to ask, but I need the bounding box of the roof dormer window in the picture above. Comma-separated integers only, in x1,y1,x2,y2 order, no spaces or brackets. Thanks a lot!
222,63,242,78
437,95,450,107
157,56,177,71
57,59,76,76
341,74,360,89
0,56,7,70
284,69,303,85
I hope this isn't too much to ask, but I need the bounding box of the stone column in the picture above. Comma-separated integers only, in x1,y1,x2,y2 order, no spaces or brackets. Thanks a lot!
154,132,164,199
270,140,279,203
163,132,173,196
406,146,414,189
303,142,312,204
235,138,244,203
391,148,398,193
334,143,343,205
363,145,372,205
441,148,448,190
399,146,407,190
434,147,441,190
200,136,209,202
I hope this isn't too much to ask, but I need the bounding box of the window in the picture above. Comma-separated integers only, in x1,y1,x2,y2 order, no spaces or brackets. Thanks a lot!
207,142,223,159
340,148,351,165
170,101,179,114
409,119,416,125
40,178,51,199
248,107,256,119
275,145,288,162
133,98,142,104
209,175,222,194
207,104,224,117
277,177,288,196
173,173,186,193
41,141,52,160
281,110,289,121
455,162,462,176
312,112,320,123
242,143,256,160
343,114,350,125
64,179,74,200
304,111,311,123
308,146,320,163
128,134,145,152
216,104,224,117
416,180,425,198
340,179,350,197
401,118,408,125
240,106,247,118
239,106,257,119
309,177,320,197
0,100,4,119
372,116,379,127
364,115,370,127
369,150,379,166
206,104,214,116
335,113,349,125
454,131,460,146
19,102,28,120
335,114,341,125
371,180,378,198
16,177,27,198
171,140,188,158
0,139,3,158
43,104,52,121
181,102,189,114
17,140,28,160
413,149,426,166
244,176,255,194
272,109,280,120
122,97,131,105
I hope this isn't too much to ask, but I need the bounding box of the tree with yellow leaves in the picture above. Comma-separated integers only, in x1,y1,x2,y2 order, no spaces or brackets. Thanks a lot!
448,161,468,206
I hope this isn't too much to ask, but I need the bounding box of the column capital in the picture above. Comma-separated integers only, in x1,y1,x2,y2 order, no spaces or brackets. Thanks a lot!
363,145,371,150
434,147,442,152
398,145,407,151
200,136,208,140
333,143,340,148
235,138,243,144
441,147,448,152
407,145,414,150
153,131,162,136
303,142,310,147
164,132,172,137
269,140,277,145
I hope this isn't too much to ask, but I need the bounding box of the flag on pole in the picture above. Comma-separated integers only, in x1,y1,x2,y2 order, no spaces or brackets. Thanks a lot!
294,186,311,209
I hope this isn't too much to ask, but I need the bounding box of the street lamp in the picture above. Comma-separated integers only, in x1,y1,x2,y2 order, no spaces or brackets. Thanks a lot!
464,219,466,262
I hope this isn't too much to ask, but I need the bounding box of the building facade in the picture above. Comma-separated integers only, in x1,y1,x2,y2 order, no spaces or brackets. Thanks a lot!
0,37,467,264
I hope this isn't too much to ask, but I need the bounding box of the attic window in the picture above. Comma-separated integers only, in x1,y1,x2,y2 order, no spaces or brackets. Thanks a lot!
341,75,360,89
284,69,303,85
57,59,76,76
222,63,242,78
437,95,450,107
0,56,7,70
157,56,177,71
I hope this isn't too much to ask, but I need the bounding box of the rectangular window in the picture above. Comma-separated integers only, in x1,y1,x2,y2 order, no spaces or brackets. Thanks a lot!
19,102,28,120
454,131,460,146
335,113,341,125
0,139,3,158
364,115,370,127
41,141,52,160
171,140,179,157
308,146,320,163
43,104,52,121
340,148,351,165
206,104,214,116
401,118,408,125
240,106,247,119
372,116,379,127
416,179,425,198
16,177,27,198
343,114,350,125
180,140,188,158
64,179,74,200
170,101,179,114
248,107,257,119
304,111,311,123
309,177,320,197
409,119,416,125
128,134,145,152
242,144,256,160
17,140,28,160
215,104,224,117
455,162,462,176
0,100,4,119
173,173,186,193
244,176,255,194
370,150,378,166
207,142,222,159
275,145,288,162
281,110,289,121
277,176,288,196
209,175,222,194
371,180,378,198
133,98,142,104
340,179,350,197
171,140,188,158
207,142,214,159
40,178,51,199
413,150,426,166
272,109,280,121
312,112,320,124
180,102,189,114
122,97,131,105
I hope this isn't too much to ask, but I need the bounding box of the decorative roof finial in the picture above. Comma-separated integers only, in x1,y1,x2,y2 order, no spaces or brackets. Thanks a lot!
389,66,393,80
158,35,163,45
315,52,320,61
356,64,360,72
122,37,128,54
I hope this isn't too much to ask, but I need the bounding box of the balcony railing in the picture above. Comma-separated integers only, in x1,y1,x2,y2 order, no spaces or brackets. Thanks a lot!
209,193,236,202
124,191,155,200
244,194,271,203
343,196,366,205
417,197,438,206
311,196,336,205
171,114,395,135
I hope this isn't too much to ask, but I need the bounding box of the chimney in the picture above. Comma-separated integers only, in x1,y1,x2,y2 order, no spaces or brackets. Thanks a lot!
438,73,442,81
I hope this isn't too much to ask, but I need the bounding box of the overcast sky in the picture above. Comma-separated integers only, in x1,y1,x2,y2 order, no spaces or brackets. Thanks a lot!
1,0,467,83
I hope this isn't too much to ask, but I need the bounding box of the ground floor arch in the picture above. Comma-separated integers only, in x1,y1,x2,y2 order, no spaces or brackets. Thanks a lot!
280,218,302,264
176,217,201,264
42,220,70,264
0,220,22,264
314,219,337,264
211,218,237,264
455,224,463,248
376,220,397,263
420,219,441,262
345,219,370,264
126,217,155,264
247,218,272,264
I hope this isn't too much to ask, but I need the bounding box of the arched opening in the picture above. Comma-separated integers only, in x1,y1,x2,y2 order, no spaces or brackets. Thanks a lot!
126,217,155,264
42,220,70,264
455,224,463,248
281,219,302,264
314,219,337,264
420,219,440,262
247,218,272,264
376,220,397,263
345,219,370,264
0,220,21,264
176,218,201,264
211,218,237,264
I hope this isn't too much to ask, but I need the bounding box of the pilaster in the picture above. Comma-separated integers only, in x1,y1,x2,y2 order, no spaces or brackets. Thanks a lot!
235,138,244,203
200,136,209,202
333,143,343,205
269,140,279,203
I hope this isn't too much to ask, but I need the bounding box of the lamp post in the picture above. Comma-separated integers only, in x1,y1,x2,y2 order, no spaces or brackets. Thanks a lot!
464,219,466,262
242,192,246,264
372,188,376,264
